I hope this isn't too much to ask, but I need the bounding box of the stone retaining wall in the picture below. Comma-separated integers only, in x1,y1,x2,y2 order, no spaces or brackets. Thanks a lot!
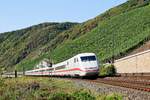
114,50,150,73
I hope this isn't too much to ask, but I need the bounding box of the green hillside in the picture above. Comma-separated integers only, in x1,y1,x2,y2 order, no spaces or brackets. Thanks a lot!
0,22,77,69
50,4,150,63
1,0,150,71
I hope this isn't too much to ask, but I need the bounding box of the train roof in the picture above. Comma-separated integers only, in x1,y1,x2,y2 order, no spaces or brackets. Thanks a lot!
76,53,96,57
26,67,53,72
52,53,96,67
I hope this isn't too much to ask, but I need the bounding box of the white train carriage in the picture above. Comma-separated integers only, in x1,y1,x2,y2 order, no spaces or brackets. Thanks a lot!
25,67,54,76
25,53,99,77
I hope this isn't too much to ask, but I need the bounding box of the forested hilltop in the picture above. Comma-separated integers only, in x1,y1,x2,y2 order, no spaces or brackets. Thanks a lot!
1,0,150,71
0,22,78,70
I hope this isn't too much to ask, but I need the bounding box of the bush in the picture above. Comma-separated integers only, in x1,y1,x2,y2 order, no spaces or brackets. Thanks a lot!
0,78,5,86
49,90,96,100
49,92,75,100
0,67,4,75
105,93,123,100
99,64,116,76
73,90,95,100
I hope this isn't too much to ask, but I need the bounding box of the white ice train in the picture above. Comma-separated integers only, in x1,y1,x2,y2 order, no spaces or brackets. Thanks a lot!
25,53,99,77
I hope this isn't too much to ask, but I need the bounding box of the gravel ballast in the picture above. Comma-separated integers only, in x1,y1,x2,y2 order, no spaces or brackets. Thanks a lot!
72,79,150,100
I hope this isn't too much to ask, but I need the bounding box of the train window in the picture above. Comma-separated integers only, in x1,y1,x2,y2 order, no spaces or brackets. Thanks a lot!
76,58,78,62
55,65,66,70
74,58,76,63
48,68,54,71
81,56,96,62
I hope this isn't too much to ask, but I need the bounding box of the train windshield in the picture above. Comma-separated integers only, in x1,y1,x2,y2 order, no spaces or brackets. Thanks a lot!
80,56,96,62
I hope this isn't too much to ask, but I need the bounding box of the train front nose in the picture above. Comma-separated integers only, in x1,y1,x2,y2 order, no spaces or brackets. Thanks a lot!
83,66,99,77
84,67,99,71
81,60,99,71
81,64,99,76
79,55,99,76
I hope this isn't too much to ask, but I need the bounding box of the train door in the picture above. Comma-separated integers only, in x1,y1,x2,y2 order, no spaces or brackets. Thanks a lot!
73,57,80,76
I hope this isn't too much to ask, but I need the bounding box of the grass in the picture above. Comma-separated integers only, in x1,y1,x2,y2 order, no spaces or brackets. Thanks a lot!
0,77,123,100
97,93,123,100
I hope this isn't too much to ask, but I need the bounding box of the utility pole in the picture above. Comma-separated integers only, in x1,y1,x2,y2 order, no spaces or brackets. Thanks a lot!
15,70,17,78
112,32,115,65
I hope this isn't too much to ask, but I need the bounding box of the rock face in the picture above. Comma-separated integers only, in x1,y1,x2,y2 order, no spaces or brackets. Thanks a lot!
129,41,150,55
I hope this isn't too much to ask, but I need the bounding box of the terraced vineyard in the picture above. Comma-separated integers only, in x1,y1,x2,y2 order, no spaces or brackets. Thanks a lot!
1,0,150,71
50,4,150,63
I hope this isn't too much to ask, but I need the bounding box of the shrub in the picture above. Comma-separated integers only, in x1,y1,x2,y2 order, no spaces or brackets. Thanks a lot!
0,67,5,76
49,92,75,100
0,78,5,86
97,93,123,100
105,93,123,100
99,64,116,76
49,90,96,100
73,90,96,100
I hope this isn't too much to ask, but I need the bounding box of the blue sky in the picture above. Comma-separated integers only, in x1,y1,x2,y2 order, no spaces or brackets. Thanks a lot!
0,0,127,33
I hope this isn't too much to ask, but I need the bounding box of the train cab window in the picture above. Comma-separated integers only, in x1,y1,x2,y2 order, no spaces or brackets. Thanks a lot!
81,56,96,62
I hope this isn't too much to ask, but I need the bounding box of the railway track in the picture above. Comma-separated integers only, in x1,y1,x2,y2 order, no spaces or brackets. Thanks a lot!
83,77,150,92
28,75,150,92
94,79,150,92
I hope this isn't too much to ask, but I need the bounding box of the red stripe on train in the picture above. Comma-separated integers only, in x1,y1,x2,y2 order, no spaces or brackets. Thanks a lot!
27,67,98,74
